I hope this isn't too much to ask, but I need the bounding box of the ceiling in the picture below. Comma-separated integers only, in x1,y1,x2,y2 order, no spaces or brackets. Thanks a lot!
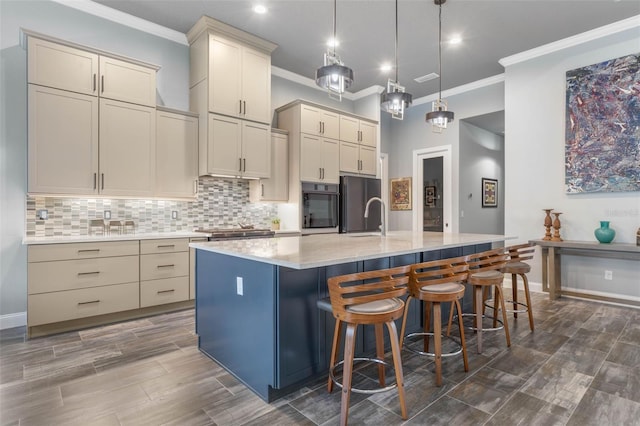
93,0,639,101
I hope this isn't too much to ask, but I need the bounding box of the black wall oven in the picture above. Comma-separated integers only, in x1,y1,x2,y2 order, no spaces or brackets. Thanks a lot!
301,182,339,233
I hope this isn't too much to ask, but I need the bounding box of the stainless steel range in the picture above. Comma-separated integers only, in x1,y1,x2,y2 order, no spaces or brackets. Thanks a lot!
194,227,275,241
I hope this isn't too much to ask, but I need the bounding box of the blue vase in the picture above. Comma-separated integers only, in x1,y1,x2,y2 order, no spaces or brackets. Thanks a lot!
594,221,615,243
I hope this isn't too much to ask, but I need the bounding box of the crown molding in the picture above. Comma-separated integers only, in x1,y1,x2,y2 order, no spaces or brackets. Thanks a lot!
500,14,640,67
51,0,188,45
412,74,505,106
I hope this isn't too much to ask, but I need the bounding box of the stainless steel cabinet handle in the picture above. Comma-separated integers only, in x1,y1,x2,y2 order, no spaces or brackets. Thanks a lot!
194,179,198,195
243,101,246,115
78,249,100,253
78,300,100,305
93,74,96,92
93,173,97,190
243,158,246,172
101,75,104,93
239,158,242,172
239,99,242,114
261,184,264,197
101,173,104,190
157,244,175,248
157,264,175,268
157,289,175,294
77,271,100,276
319,168,322,179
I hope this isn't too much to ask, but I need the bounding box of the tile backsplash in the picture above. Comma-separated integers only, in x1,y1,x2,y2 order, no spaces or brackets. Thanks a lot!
26,177,278,237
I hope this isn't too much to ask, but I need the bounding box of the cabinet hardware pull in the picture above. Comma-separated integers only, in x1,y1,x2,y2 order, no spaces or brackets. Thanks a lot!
157,264,175,268
78,300,100,305
239,100,242,115
239,157,242,172
157,289,175,294
194,179,198,195
243,158,246,172
93,74,96,92
78,271,100,276
93,173,97,190
78,249,100,253
157,244,175,248
261,184,264,197
101,75,104,93
243,101,246,115
101,173,104,190
319,168,322,179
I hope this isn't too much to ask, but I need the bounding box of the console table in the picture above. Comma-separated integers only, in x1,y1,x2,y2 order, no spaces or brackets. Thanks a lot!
530,239,640,302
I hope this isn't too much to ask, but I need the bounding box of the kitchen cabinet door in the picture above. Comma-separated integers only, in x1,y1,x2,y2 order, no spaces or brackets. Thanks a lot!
300,134,324,182
206,114,242,176
339,115,359,144
359,145,378,176
99,56,156,107
359,120,377,147
209,35,243,118
99,98,156,197
155,110,199,198
300,105,339,139
321,138,340,184
28,85,99,195
339,141,360,174
250,131,288,201
241,47,271,124
241,121,271,179
28,37,98,96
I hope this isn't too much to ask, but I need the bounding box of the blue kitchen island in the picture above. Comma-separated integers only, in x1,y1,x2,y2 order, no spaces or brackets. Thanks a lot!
190,231,512,402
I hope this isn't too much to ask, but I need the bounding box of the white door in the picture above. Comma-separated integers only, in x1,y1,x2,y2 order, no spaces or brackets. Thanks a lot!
339,141,359,174
412,146,453,233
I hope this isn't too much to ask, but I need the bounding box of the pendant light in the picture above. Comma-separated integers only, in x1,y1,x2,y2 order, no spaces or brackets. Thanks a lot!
315,0,353,101
380,0,412,120
426,0,454,132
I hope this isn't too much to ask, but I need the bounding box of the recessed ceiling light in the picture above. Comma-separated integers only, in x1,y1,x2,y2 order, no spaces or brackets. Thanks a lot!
253,4,267,14
326,38,339,48
380,63,393,72
449,34,462,45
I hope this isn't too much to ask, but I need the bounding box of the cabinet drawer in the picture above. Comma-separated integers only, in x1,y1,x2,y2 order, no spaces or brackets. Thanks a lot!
28,282,139,326
140,252,189,280
140,238,189,254
28,241,139,262
28,255,139,294
140,277,189,308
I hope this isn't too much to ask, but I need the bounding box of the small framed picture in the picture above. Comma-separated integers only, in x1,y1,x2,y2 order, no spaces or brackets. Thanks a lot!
482,178,498,208
424,186,436,207
390,177,412,211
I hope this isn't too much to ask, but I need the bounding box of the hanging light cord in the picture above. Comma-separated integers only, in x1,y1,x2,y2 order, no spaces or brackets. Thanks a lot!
394,0,399,84
332,0,337,57
437,1,443,100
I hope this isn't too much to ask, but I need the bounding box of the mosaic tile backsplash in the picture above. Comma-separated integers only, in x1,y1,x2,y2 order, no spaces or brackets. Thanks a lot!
26,177,278,237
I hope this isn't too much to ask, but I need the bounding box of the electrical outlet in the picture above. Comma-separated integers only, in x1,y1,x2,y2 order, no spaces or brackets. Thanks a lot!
236,277,243,295
104,210,111,220
604,270,613,280
171,210,178,220
37,209,48,220
460,210,464,218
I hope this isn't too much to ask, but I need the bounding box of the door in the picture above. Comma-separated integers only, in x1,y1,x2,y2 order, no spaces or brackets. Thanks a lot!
359,145,377,176
339,115,359,144
300,134,323,182
359,121,377,147
241,121,270,179
241,47,271,124
209,36,242,118
320,138,340,184
423,157,444,231
207,114,242,176
412,146,452,233
99,56,156,107
339,141,359,174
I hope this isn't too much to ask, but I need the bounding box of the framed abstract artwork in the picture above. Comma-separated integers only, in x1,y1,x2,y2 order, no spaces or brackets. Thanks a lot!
565,53,640,194
482,178,498,208
390,177,412,210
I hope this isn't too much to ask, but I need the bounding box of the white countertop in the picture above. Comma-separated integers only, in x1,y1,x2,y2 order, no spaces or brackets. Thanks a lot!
23,231,209,245
190,231,515,269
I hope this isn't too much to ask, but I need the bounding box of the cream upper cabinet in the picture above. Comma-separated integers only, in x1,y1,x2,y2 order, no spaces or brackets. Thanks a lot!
359,145,378,175
155,109,199,199
28,37,98,96
28,85,99,195
250,131,289,202
338,115,378,176
204,113,270,178
301,104,339,139
209,35,242,118
99,56,156,107
99,98,156,197
339,116,377,147
359,121,377,147
300,134,339,184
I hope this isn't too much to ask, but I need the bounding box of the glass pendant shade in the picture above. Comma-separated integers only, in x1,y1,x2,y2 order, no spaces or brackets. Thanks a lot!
316,52,353,101
426,98,454,132
381,79,412,120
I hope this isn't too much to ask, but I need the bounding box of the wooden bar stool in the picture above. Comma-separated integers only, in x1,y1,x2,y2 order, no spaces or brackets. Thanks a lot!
327,266,410,426
466,247,510,354
501,243,536,331
399,255,470,386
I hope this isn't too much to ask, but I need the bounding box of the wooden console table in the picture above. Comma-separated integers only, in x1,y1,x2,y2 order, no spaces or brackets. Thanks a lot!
530,240,640,302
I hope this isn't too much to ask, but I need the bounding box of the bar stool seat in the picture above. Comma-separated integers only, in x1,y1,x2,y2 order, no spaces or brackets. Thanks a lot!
327,266,410,426
498,243,536,331
400,255,470,386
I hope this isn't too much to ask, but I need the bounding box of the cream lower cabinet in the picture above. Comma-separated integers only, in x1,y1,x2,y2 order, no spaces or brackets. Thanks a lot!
27,241,140,329
140,239,189,308
249,130,288,202
155,108,199,199
300,134,339,184
203,113,270,178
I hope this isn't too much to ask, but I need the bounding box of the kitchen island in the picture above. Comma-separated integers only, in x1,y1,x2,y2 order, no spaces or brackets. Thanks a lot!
191,231,512,402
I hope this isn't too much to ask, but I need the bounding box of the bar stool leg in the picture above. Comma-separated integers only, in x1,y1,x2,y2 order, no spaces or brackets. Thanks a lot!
522,273,535,331
399,296,413,348
374,324,386,387
474,285,483,353
385,320,408,420
424,301,432,353
340,323,357,426
512,274,519,318
328,320,342,393
454,299,469,372
496,285,511,347
433,302,443,386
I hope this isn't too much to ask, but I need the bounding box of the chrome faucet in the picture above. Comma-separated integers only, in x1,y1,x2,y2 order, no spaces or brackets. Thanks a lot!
364,197,386,236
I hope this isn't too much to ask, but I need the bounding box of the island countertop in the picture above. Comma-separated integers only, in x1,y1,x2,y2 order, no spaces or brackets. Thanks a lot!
190,231,514,269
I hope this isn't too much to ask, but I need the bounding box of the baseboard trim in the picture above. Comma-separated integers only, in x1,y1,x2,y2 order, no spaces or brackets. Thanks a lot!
0,312,27,330
502,278,543,294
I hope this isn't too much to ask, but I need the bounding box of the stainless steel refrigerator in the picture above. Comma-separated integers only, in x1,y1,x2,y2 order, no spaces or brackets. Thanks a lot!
339,176,382,233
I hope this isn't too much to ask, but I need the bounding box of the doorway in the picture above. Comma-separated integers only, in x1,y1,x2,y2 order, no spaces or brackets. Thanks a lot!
412,146,452,233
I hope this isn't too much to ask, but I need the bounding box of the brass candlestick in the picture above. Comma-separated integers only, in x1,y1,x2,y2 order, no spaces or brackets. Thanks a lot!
551,212,563,241
543,209,553,241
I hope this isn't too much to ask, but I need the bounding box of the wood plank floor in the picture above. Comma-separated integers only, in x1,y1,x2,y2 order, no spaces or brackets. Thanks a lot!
2,291,640,425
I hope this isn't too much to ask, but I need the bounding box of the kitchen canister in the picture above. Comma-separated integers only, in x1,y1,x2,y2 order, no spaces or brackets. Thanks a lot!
594,221,616,244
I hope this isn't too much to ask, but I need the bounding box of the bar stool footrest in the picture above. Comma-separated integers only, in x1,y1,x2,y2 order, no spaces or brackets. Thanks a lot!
329,358,397,395
484,298,529,314
403,332,463,358
455,313,504,332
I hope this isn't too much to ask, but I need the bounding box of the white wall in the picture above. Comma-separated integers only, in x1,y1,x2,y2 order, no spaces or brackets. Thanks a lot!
0,0,189,322
504,23,640,299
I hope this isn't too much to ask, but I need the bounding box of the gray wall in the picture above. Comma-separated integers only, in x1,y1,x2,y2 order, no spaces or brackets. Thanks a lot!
459,122,505,234
0,0,189,319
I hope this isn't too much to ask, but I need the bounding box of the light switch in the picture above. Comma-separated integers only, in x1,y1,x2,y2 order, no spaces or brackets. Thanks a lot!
172,210,178,220
236,277,243,295
37,209,48,220
104,210,111,220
